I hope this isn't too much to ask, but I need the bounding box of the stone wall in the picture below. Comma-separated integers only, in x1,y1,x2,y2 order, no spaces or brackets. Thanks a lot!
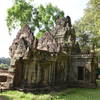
68,54,97,88
13,50,69,87
0,69,14,89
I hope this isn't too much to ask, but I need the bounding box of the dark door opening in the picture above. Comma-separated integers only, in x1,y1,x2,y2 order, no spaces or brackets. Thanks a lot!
78,67,84,80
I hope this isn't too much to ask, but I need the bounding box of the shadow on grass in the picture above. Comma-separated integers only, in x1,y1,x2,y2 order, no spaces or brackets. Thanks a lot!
0,88,100,100
0,95,10,100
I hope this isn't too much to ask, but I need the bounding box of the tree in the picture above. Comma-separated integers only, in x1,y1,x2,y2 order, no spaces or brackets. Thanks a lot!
35,4,64,38
0,64,9,70
74,0,100,54
7,0,33,32
0,57,10,66
7,1,64,38
0,57,10,69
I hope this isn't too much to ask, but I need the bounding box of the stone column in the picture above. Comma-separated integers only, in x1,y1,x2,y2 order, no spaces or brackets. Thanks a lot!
36,63,41,84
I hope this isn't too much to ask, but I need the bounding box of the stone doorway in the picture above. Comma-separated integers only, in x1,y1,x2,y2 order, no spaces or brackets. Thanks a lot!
78,67,84,80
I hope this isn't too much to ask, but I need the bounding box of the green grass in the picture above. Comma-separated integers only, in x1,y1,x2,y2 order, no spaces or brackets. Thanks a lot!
97,79,100,87
0,88,100,100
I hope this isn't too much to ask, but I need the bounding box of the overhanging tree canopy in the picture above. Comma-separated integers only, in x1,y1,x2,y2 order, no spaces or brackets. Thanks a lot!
74,0,100,53
7,0,64,38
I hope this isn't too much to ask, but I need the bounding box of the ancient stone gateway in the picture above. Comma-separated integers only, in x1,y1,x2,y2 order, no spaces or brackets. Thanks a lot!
9,16,97,89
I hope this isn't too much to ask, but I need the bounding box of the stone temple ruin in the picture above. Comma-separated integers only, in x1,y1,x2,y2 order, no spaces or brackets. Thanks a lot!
8,16,97,90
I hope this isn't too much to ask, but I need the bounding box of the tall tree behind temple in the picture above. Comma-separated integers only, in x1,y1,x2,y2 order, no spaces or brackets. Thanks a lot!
7,0,64,38
74,0,100,55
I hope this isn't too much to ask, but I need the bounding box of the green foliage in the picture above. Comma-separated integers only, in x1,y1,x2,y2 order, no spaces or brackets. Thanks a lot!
0,57,10,69
0,63,9,69
97,80,100,87
7,1,64,38
13,0,32,4
74,0,100,52
13,0,24,4
35,4,64,38
36,29,46,39
0,57,10,65
7,0,33,32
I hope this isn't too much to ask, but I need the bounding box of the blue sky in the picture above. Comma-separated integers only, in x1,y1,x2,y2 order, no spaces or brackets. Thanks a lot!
0,0,89,57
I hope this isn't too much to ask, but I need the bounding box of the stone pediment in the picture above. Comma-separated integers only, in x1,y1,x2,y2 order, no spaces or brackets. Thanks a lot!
37,32,60,52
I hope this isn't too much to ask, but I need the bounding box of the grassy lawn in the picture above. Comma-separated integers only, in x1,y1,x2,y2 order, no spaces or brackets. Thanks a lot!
0,88,100,100
97,79,100,87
